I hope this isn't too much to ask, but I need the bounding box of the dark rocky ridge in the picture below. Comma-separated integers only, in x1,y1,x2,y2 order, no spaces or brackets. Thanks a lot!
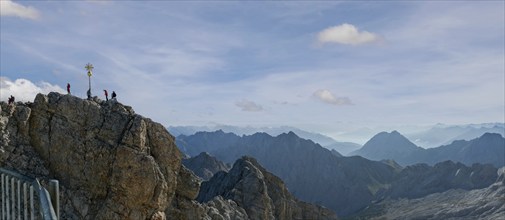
182,152,230,180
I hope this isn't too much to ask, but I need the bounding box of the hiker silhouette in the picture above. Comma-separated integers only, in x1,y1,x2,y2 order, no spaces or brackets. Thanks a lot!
104,90,108,101
8,95,15,105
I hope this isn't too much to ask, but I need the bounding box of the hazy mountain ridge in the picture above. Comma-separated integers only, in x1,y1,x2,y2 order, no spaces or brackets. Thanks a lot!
406,123,505,148
177,130,498,216
170,125,362,154
351,131,505,167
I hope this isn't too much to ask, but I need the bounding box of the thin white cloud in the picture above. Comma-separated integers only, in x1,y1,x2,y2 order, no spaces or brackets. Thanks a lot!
313,89,352,105
317,23,379,45
235,99,264,112
0,0,40,20
0,77,65,102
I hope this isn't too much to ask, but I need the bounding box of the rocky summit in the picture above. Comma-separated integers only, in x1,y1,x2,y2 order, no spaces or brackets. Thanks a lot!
0,92,336,220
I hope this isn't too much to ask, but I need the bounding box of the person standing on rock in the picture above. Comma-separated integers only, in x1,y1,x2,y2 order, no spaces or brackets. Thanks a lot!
8,95,14,105
112,91,116,100
104,89,109,101
87,89,91,100
67,83,71,94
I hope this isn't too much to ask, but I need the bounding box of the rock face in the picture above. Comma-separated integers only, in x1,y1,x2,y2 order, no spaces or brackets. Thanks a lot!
182,152,230,180
354,167,505,220
1,93,185,219
1,92,335,220
197,156,338,220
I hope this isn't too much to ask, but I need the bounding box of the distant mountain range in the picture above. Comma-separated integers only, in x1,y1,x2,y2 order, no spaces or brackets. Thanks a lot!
405,123,505,148
350,131,505,167
169,125,362,155
170,123,504,154
177,130,498,216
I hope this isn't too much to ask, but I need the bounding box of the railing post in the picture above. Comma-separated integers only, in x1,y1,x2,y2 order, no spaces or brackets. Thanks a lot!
49,180,59,220
6,176,9,220
17,179,21,219
1,173,4,220
10,178,14,220
30,185,34,220
23,182,28,220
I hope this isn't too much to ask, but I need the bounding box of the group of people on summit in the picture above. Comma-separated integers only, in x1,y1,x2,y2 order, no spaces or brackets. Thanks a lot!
5,84,117,106
66,83,116,101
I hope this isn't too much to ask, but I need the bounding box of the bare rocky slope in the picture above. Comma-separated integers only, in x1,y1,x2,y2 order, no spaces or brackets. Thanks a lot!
350,167,505,220
0,92,336,220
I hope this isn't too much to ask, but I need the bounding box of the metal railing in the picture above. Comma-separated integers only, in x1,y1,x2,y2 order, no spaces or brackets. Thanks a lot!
0,168,59,220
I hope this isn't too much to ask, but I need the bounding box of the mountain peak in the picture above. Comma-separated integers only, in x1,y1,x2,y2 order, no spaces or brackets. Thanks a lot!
480,132,504,139
350,130,419,163
367,130,416,146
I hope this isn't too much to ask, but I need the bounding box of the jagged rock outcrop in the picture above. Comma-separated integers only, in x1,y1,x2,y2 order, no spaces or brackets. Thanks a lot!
1,92,335,220
197,156,338,220
182,152,230,180
1,93,185,219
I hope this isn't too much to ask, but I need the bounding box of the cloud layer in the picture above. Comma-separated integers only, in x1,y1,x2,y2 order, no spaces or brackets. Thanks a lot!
0,0,40,20
317,23,379,45
235,99,264,112
0,77,65,102
313,89,353,105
